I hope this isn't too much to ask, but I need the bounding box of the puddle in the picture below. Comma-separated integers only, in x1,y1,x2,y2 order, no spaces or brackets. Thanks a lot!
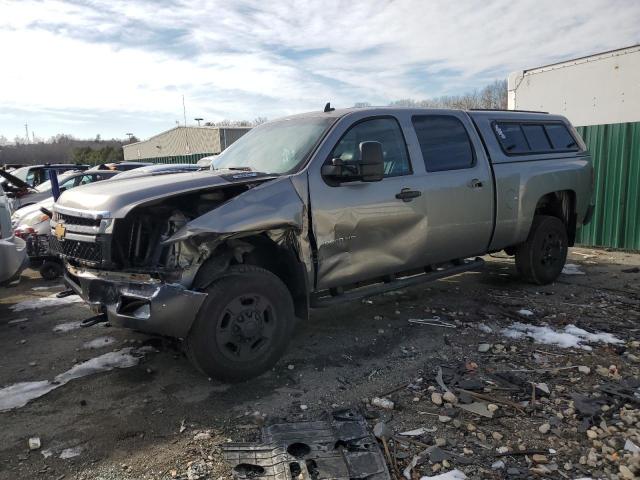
0,348,143,412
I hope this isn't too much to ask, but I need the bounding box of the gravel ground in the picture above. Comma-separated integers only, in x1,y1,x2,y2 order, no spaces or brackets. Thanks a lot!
1,247,639,480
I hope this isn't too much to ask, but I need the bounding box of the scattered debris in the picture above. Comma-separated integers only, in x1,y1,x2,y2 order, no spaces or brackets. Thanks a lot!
223,409,390,479
562,263,585,275
399,427,437,436
477,343,492,353
408,317,456,328
517,309,534,317
371,397,395,410
28,437,41,450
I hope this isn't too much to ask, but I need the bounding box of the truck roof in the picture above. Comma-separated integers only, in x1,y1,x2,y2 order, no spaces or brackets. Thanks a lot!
279,106,569,124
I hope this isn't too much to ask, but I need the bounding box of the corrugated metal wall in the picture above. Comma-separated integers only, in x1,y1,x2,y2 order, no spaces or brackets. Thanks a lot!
576,121,640,250
122,127,251,162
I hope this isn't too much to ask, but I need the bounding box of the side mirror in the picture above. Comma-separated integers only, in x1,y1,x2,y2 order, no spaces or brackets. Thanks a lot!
321,141,384,183
358,141,384,182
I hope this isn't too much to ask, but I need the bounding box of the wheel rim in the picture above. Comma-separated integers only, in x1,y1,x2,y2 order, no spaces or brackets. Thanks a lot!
215,293,277,362
539,231,564,268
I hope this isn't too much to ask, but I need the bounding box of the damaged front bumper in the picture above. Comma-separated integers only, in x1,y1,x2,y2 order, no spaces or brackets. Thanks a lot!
64,264,207,338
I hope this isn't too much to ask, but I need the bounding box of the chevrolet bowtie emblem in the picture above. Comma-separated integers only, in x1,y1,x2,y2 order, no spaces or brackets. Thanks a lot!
54,223,66,240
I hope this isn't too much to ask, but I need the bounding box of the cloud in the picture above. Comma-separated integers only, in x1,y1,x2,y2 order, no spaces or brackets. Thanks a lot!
0,0,638,139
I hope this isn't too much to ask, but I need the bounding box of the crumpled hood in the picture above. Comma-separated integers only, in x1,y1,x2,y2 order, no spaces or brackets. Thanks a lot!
54,170,272,218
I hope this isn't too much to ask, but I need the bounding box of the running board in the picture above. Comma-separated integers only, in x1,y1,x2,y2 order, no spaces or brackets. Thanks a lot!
310,258,485,308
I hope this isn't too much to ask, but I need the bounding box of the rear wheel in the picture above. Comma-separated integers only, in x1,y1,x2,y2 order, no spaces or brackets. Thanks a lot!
184,265,295,382
515,215,568,285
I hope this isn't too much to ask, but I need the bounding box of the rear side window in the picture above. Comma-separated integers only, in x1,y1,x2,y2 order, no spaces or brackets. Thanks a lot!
494,121,578,155
545,124,578,150
412,115,475,171
493,124,529,154
522,125,551,151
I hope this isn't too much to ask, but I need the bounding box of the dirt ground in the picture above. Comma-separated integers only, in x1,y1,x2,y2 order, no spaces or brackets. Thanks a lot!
1,248,639,480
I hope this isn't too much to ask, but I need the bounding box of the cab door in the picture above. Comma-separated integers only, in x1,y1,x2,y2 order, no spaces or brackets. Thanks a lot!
308,116,428,290
408,113,494,262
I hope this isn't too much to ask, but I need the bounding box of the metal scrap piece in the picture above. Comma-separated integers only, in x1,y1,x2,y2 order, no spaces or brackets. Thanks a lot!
223,409,391,480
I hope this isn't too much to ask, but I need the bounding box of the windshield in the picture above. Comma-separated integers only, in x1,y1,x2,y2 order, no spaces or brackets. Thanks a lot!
9,166,30,181
213,117,335,174
35,173,75,192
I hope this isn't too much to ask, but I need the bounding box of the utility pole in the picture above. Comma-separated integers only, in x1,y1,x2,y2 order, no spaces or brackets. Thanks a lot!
126,132,134,143
182,95,190,153
194,117,203,127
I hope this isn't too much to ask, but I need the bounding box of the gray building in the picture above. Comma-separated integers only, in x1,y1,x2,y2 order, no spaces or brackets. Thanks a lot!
122,126,251,164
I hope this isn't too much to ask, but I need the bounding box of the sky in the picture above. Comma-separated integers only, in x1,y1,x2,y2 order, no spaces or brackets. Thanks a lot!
0,0,639,142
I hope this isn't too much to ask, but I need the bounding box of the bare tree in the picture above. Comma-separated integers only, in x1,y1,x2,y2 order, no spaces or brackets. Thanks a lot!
390,79,507,110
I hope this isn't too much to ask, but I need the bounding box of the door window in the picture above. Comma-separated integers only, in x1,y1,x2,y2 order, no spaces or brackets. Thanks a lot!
412,116,475,171
330,118,411,177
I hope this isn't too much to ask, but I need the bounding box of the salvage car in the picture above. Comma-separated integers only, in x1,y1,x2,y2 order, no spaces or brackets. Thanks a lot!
8,169,120,211
0,163,89,190
0,183,27,284
51,107,594,381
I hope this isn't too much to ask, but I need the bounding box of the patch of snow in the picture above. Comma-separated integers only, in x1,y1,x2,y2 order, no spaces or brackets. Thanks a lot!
562,263,585,275
0,348,141,412
8,318,29,325
517,309,534,317
0,381,58,411
41,449,53,458
59,446,82,459
420,470,467,480
82,336,116,349
478,323,493,333
32,285,64,291
10,293,84,312
53,321,84,333
501,322,622,350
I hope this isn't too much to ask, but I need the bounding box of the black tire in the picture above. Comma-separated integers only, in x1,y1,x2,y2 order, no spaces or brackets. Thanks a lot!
39,261,63,281
184,265,295,382
515,215,568,285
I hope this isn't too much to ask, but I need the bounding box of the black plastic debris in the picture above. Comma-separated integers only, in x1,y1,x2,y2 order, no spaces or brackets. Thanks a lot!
223,409,391,480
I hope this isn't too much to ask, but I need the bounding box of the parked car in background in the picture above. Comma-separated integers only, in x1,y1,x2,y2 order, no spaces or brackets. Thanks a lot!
90,161,153,171
8,169,120,210
52,107,593,381
111,163,199,179
0,183,27,284
0,164,89,189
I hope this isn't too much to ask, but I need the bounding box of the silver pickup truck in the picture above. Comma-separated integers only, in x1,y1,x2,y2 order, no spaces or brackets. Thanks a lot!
51,107,594,381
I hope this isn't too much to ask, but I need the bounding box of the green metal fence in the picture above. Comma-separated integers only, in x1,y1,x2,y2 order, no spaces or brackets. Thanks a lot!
576,122,640,251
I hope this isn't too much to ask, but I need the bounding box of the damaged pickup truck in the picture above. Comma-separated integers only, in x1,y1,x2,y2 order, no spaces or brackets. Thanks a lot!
51,107,594,381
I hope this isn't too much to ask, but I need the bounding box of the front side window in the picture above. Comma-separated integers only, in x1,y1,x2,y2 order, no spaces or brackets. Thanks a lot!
412,116,475,171
330,118,411,177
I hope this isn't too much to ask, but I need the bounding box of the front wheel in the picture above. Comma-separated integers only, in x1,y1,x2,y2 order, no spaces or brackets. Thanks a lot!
515,215,568,285
184,265,295,382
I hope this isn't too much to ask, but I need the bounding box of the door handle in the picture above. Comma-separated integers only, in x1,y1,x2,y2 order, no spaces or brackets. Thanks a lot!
468,178,483,189
395,188,422,202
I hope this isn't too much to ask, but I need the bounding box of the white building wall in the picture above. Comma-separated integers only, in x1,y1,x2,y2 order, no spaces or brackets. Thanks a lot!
508,45,640,126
